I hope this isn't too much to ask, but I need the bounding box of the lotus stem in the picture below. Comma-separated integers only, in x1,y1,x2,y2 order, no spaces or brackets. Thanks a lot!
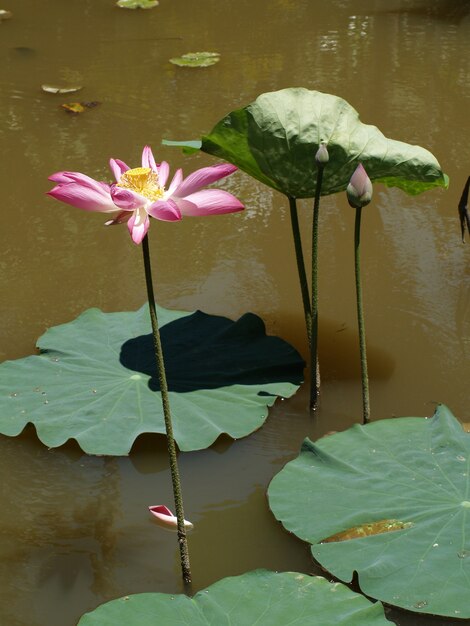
309,164,324,410
354,207,370,424
458,175,470,242
288,196,312,343
141,234,192,585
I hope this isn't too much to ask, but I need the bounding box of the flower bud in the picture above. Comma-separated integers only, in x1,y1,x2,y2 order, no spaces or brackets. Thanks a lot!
346,163,373,208
315,141,329,165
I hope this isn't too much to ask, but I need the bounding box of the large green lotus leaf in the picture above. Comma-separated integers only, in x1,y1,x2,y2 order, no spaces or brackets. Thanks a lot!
268,405,470,618
164,87,448,198
0,305,303,455
78,569,393,625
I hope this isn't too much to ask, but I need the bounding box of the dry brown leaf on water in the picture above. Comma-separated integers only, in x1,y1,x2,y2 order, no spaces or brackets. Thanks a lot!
60,101,100,115
321,519,413,543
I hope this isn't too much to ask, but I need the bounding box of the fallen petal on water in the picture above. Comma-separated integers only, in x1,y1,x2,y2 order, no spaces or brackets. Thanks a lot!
148,505,194,531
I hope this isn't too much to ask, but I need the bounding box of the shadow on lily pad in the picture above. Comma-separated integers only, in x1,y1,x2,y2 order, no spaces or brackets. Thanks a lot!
120,311,304,392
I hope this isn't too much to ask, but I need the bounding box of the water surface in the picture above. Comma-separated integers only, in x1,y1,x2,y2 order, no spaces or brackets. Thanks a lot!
1,0,469,624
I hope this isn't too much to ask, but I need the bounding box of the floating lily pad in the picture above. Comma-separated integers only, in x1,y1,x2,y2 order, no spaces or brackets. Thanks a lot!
164,87,448,198
41,84,83,94
0,305,303,455
78,569,393,625
169,52,220,68
116,0,158,8
268,405,470,618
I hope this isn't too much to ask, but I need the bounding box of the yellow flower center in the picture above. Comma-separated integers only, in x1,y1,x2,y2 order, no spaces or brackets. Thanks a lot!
117,167,164,202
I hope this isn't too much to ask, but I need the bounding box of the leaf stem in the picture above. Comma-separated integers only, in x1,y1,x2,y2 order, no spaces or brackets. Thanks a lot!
141,234,192,585
354,207,370,424
288,196,312,342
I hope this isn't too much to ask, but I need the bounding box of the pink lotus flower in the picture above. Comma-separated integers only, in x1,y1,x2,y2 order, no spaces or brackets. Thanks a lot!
48,146,244,244
149,505,194,531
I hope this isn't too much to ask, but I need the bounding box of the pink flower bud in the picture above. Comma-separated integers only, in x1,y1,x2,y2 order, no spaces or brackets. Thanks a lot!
346,163,373,209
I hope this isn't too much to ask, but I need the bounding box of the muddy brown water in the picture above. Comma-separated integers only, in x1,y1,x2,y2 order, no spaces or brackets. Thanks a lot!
1,0,469,624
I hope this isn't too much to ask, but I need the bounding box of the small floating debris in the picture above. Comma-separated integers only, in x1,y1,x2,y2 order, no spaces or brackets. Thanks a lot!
169,51,220,68
148,505,193,530
116,0,159,8
42,84,83,95
414,600,428,609
0,9,12,22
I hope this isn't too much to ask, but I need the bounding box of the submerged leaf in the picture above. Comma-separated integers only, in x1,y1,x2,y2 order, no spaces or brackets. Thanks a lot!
169,52,220,68
78,570,392,625
42,84,83,94
268,405,470,617
166,87,448,198
13,46,35,55
0,305,304,455
116,0,159,8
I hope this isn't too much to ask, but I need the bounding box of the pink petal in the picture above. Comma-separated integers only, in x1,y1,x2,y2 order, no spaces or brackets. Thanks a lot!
49,171,109,194
104,211,131,226
48,171,77,184
172,198,198,215
166,168,183,196
47,183,117,213
141,145,157,171
179,189,244,216
174,163,238,197
110,159,129,182
127,209,149,244
147,199,182,222
110,185,146,210
148,505,194,530
150,505,173,517
157,161,170,188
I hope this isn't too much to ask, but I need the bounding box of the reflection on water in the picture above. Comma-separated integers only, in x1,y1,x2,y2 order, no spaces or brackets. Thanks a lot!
1,0,469,624
0,438,121,625
377,0,470,22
